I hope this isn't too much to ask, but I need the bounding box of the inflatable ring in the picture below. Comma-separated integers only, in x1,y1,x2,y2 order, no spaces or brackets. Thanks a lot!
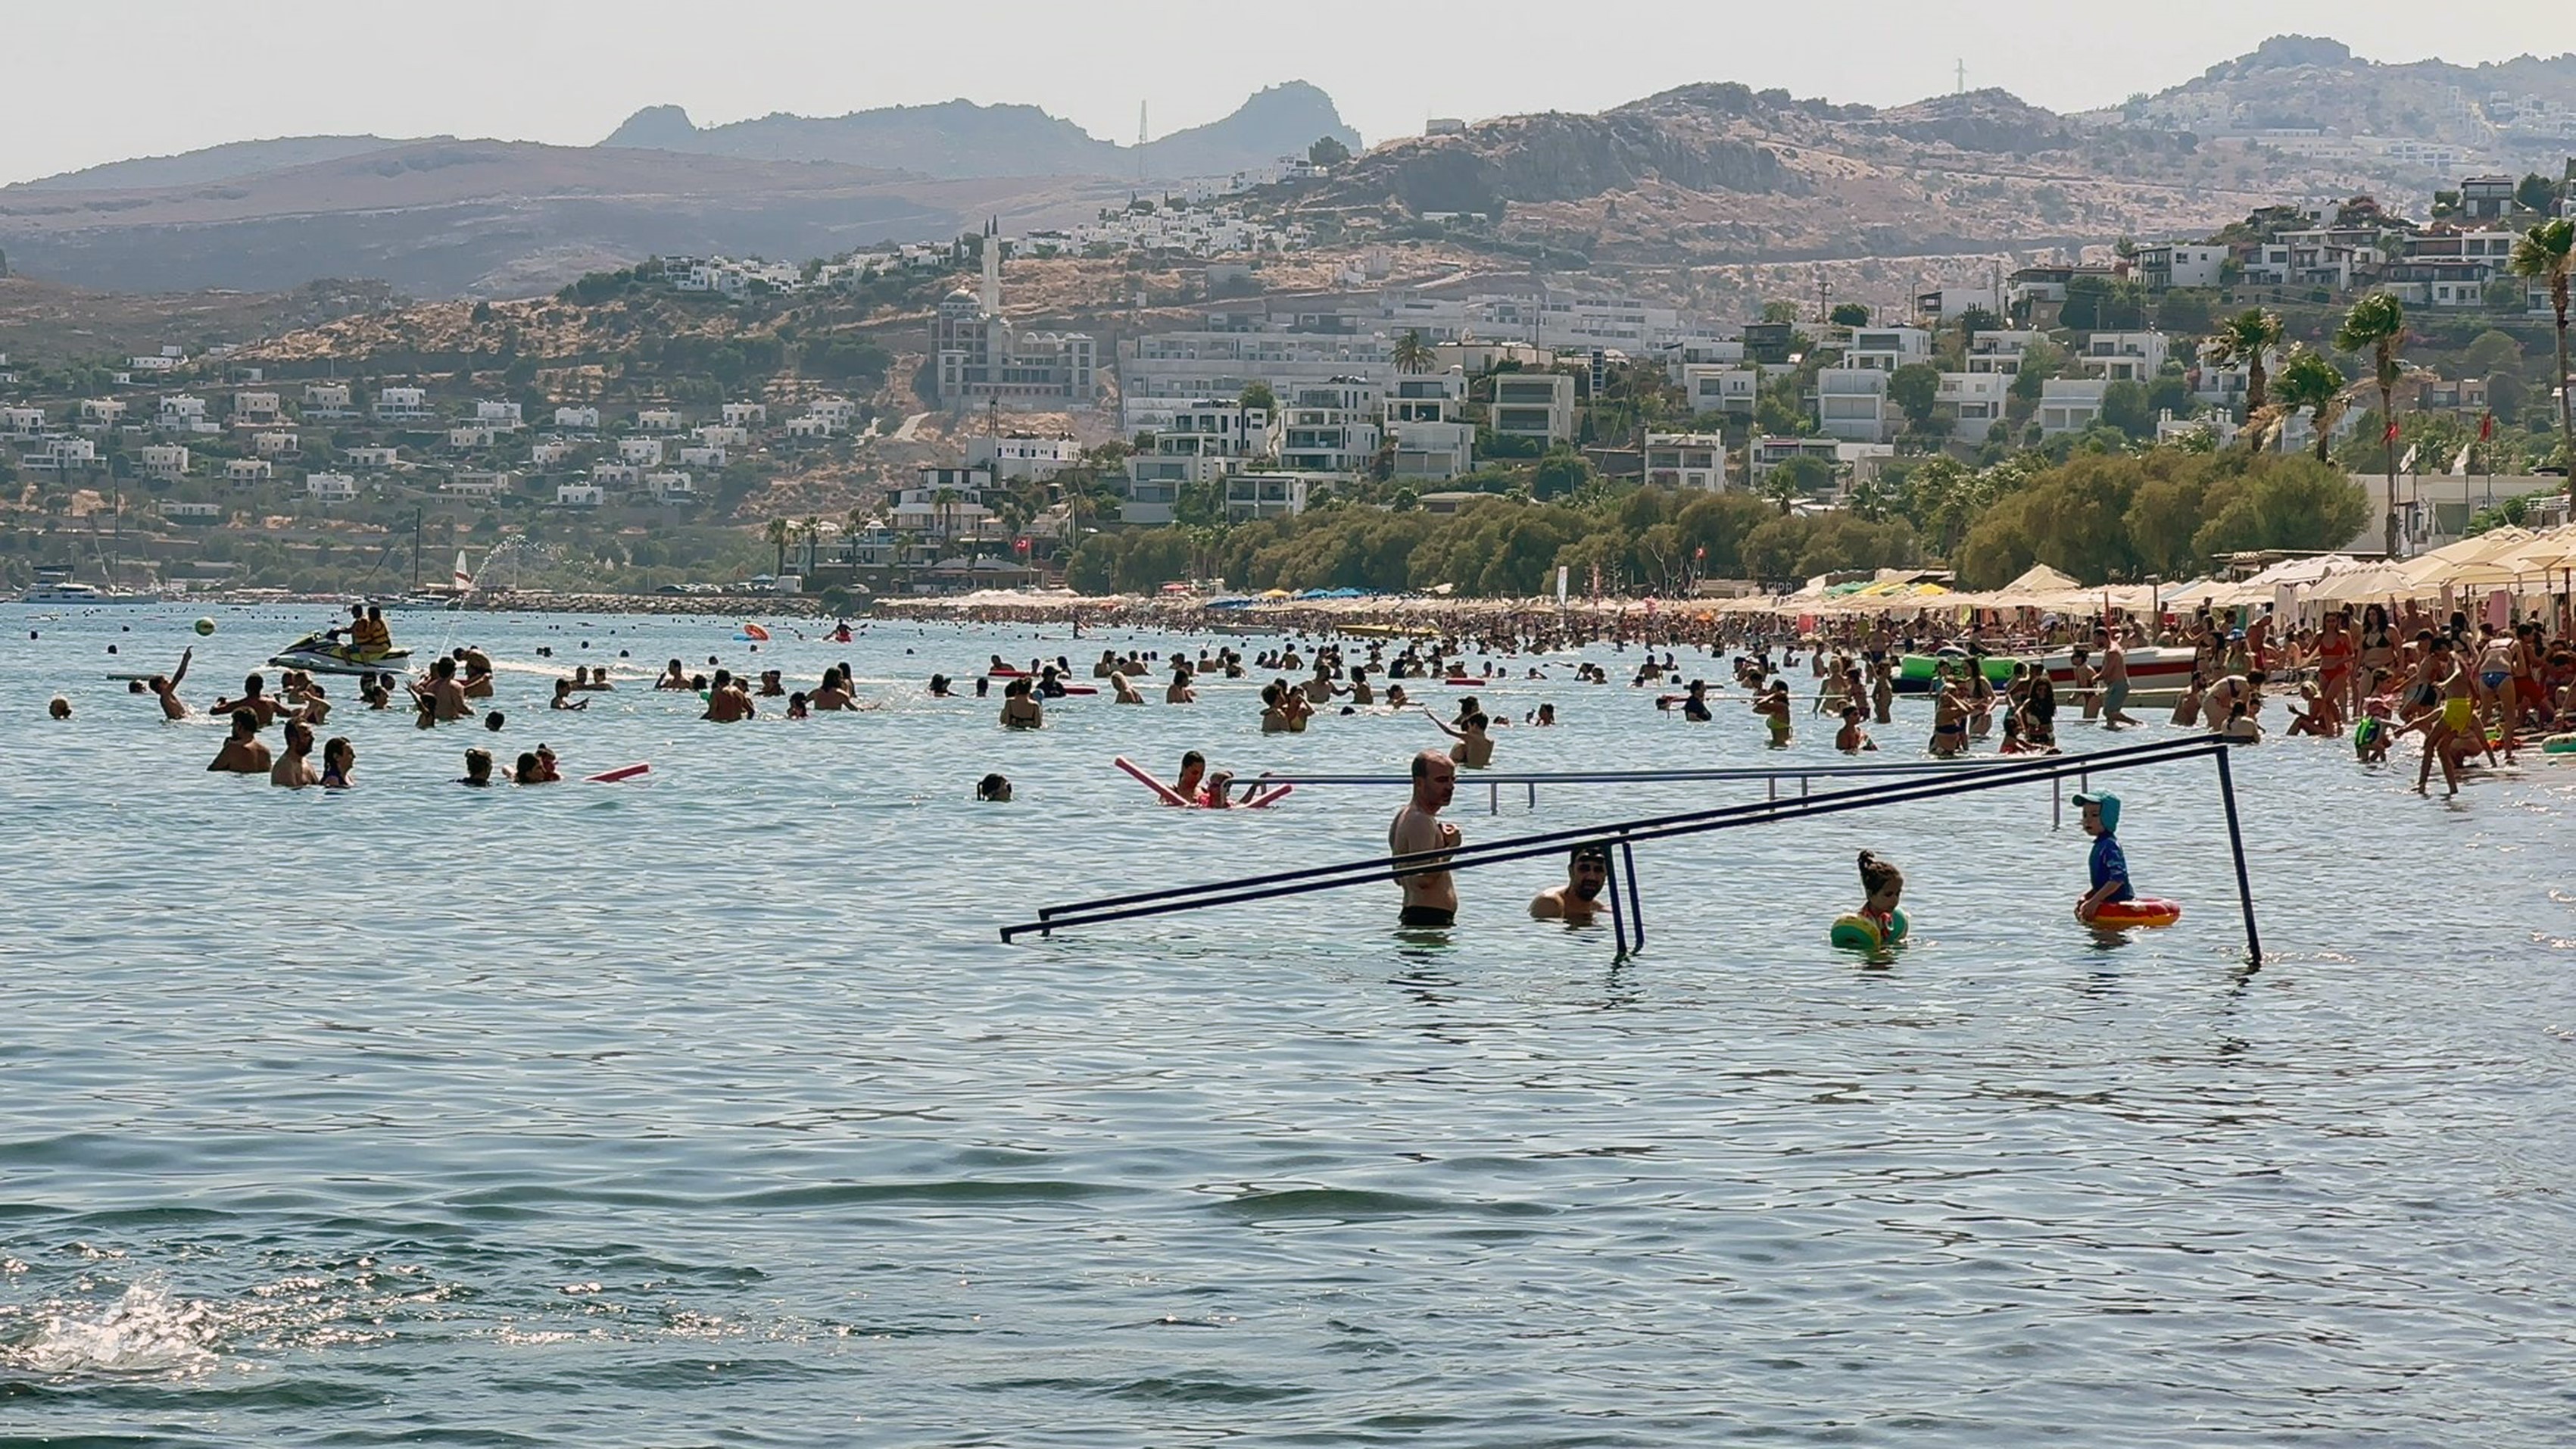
2088,897,2182,929
1830,909,1909,951
2542,733,2576,755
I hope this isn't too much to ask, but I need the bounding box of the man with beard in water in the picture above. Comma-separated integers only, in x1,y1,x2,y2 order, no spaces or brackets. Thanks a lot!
1529,842,1613,923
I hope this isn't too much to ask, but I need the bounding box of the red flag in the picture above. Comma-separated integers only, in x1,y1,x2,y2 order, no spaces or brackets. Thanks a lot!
1693,545,1706,560
2479,411,2495,441
2384,420,2400,444
1014,537,1030,553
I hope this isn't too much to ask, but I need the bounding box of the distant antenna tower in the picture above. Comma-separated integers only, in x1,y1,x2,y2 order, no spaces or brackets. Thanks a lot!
1955,59,1967,95
1137,101,1149,183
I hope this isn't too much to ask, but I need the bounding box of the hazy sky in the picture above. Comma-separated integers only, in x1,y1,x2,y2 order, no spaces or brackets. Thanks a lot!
5,1,2571,186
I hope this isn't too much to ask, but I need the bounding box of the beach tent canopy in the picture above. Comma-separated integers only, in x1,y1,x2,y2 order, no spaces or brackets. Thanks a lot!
2001,564,2084,595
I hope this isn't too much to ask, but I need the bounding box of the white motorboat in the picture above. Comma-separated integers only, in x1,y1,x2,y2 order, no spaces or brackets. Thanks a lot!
20,581,159,605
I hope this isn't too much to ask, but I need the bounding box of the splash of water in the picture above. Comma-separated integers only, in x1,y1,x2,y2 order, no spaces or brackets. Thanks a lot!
2,1282,221,1379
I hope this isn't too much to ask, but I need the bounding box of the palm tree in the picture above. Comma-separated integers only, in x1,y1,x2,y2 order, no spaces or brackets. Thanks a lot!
801,514,822,575
2267,348,2349,462
2334,292,2408,557
764,516,790,577
1758,467,1801,516
2507,217,2574,511
2210,308,2284,423
1392,329,1436,375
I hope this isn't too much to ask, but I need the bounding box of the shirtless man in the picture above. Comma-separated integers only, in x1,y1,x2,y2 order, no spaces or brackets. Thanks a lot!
703,670,756,723
1165,664,1197,704
2095,626,2140,729
1529,843,1611,924
207,709,273,774
145,647,194,720
212,673,287,728
270,720,320,789
410,657,470,722
1389,749,1461,929
655,659,692,690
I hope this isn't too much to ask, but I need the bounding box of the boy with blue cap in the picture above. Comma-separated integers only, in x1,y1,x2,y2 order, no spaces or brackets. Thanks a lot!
2072,791,2132,924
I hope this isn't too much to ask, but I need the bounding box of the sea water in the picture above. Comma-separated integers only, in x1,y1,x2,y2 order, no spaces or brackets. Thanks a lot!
5,604,2575,1446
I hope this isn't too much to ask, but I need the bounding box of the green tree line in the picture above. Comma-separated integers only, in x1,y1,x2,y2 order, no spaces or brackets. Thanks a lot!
1068,445,2369,596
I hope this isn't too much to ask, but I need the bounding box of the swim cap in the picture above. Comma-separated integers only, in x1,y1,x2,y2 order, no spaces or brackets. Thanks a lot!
2072,791,2121,832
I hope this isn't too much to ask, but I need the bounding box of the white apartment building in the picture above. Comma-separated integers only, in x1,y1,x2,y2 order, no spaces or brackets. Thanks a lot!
224,458,273,486
618,437,666,465
158,395,209,429
1383,370,1473,480
78,398,127,429
129,351,182,373
1681,365,1760,417
529,441,574,467
643,470,697,503
721,402,768,428
140,444,190,479
377,386,430,419
2038,379,2110,436
1842,327,1934,372
1964,330,2047,374
891,467,1001,540
555,484,605,507
305,472,359,501
635,408,683,432
253,431,301,457
678,445,728,469
967,433,1083,482
1936,372,2013,440
1642,433,1730,491
475,400,523,429
696,424,752,449
1278,379,1384,476
0,406,43,437
784,414,837,439
447,426,494,451
2077,331,2170,383
22,436,99,470
1912,286,2002,326
554,405,601,431
1122,402,1280,524
232,392,282,424
1813,368,1892,445
2135,243,2228,291
1224,472,1321,521
161,501,224,520
1489,373,1576,445
591,463,641,489
443,473,512,498
806,397,858,426
304,383,354,417
348,445,400,470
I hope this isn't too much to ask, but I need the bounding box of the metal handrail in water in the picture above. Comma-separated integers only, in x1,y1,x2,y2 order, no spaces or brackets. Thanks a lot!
1006,735,2259,963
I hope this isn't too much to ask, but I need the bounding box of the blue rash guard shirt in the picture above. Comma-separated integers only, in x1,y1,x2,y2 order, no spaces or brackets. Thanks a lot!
2088,833,2134,903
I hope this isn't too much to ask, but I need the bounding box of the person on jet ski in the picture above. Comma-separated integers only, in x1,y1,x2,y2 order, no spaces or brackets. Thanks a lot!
326,604,395,661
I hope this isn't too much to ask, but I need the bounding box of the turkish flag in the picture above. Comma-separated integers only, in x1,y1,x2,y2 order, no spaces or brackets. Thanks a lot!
2479,412,2495,441
2384,420,2400,444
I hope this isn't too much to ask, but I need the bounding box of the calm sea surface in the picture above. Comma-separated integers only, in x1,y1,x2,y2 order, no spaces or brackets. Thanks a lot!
5,604,2574,1447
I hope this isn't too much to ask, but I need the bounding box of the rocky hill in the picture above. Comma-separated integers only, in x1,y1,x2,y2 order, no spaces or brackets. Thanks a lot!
2086,34,2576,157
0,141,1124,298
17,135,417,192
1298,81,2368,269
601,81,1360,180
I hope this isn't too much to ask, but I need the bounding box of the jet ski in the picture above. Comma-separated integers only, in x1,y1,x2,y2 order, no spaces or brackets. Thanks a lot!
268,632,413,678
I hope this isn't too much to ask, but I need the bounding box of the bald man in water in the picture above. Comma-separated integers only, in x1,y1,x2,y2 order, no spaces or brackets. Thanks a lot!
1389,748,1461,929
